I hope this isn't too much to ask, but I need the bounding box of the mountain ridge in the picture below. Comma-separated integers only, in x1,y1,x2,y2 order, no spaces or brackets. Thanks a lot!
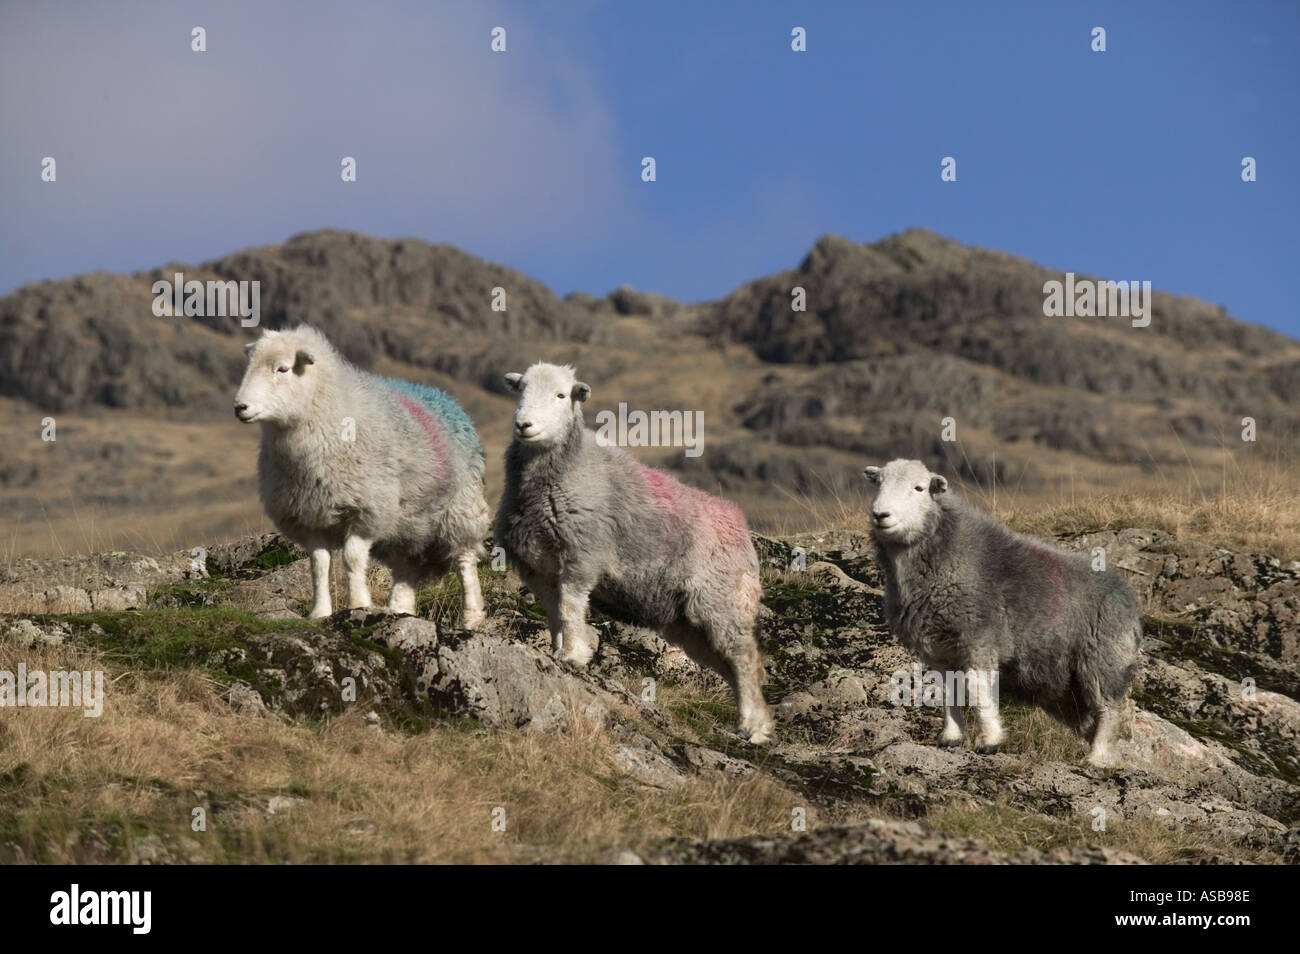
1,227,1294,557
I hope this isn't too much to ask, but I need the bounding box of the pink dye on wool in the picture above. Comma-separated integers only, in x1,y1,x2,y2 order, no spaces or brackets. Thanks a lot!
398,395,446,469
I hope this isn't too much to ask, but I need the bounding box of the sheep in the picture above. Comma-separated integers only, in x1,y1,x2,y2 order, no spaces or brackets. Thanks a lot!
862,459,1141,767
494,363,774,743
234,326,489,626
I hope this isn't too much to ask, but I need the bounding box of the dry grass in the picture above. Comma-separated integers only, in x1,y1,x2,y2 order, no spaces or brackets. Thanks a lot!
982,448,1298,561
0,642,803,864
0,632,1279,864
767,450,1299,562
998,485,1300,563
981,705,1088,764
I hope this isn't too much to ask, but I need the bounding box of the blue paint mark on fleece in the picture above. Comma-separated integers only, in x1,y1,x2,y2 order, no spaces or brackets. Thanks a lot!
382,377,485,477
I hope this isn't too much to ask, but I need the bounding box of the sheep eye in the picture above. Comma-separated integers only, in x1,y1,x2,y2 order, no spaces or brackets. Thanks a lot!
914,485,925,492
276,366,290,374
557,392,566,399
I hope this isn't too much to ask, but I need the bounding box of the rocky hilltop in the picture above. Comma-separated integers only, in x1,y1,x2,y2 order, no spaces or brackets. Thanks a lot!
2,527,1296,864
2,228,1297,557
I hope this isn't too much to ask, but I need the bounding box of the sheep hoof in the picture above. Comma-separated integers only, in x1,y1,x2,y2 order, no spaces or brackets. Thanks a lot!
557,647,595,668
936,736,963,748
974,743,1000,755
308,607,332,620
743,724,774,745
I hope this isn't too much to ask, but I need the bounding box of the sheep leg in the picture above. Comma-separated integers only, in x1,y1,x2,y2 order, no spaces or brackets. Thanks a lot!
715,571,772,742
938,673,966,746
669,621,773,745
457,551,486,630
387,559,420,616
1086,705,1121,768
556,581,598,667
308,547,333,619
342,535,374,609
517,568,562,650
725,638,773,745
968,667,1004,754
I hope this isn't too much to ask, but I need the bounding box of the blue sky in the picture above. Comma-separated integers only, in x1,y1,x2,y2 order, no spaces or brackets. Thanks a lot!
2,0,1297,336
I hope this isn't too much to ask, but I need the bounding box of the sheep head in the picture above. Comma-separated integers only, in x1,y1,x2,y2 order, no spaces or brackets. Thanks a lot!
234,327,322,426
503,363,589,448
862,458,949,544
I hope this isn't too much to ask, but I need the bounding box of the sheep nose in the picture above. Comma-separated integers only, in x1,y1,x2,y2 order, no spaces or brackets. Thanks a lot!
234,402,248,417
515,420,532,432
873,510,891,521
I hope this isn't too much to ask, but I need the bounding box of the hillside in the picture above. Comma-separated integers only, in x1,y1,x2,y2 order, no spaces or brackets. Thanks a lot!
1,228,1296,558
2,230,1297,864
1,526,1296,863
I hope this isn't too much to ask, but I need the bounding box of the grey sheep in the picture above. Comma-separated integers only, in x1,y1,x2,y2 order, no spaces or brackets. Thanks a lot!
863,459,1141,766
494,363,774,743
235,326,489,625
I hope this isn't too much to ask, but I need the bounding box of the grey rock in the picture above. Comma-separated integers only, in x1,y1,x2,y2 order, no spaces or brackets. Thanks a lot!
649,817,1145,865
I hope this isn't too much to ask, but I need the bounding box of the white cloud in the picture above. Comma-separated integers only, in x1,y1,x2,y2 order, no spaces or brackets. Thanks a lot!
0,0,626,288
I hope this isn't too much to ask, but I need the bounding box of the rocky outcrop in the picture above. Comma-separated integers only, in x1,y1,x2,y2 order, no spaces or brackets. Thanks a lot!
3,526,1297,864
646,818,1145,865
0,550,193,614
0,230,600,413
1057,528,1300,664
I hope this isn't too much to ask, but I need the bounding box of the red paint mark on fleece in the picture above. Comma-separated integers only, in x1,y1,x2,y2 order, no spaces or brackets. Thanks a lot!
709,498,752,546
640,463,751,547
398,395,446,470
640,464,679,512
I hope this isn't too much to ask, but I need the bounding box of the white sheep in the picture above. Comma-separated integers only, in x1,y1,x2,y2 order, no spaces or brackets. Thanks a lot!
235,326,489,625
863,459,1141,766
494,363,774,743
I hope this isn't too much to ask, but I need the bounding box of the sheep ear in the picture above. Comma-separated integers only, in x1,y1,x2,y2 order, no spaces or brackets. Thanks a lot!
572,381,591,403
929,475,949,495
862,466,882,486
504,372,523,391
293,349,315,373
243,341,257,356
